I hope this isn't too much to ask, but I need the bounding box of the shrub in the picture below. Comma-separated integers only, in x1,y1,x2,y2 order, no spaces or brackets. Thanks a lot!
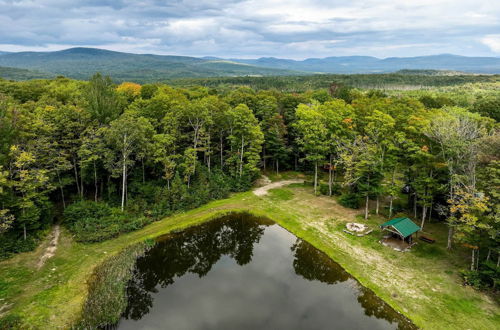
461,261,500,289
63,168,247,243
338,193,361,209
63,201,112,225
64,202,153,243
0,232,40,260
319,183,329,195
209,170,231,200
331,183,342,195
318,183,342,196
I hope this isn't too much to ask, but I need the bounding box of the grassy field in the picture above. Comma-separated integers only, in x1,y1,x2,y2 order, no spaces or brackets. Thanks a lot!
0,180,498,329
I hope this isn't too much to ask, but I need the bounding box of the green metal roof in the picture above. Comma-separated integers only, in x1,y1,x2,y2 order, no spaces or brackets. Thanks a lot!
380,217,420,238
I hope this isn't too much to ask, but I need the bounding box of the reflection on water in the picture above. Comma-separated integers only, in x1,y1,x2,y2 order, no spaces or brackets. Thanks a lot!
117,213,415,330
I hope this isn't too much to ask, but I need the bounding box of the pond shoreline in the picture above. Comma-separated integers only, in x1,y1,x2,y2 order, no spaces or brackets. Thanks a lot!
80,211,415,329
77,209,416,329
1,183,498,329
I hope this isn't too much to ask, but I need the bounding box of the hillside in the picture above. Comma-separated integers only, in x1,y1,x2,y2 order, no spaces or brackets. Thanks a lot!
0,66,54,80
0,48,302,82
229,54,500,74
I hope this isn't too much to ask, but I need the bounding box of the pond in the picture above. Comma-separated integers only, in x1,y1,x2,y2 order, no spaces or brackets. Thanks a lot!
116,213,415,330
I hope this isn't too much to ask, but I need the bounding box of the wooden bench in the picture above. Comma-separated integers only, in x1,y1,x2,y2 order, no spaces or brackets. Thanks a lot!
419,235,436,243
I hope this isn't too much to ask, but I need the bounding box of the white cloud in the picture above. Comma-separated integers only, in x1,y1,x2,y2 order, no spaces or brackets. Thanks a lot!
0,0,499,58
481,34,500,53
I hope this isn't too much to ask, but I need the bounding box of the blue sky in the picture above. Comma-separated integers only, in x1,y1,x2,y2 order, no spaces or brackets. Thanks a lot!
0,0,499,59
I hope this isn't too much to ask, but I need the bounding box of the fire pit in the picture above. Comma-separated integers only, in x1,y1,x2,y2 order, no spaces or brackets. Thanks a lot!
343,222,373,236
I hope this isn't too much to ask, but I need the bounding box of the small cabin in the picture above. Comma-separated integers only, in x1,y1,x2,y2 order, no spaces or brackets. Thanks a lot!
380,217,420,244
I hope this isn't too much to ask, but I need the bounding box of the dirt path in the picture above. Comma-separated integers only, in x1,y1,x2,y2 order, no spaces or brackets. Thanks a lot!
36,225,60,269
253,179,304,196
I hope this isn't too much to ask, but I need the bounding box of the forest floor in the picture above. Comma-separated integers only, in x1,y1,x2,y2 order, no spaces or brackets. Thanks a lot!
0,175,498,329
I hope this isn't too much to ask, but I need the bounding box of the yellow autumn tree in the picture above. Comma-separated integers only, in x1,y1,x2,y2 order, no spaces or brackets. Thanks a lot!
116,82,141,102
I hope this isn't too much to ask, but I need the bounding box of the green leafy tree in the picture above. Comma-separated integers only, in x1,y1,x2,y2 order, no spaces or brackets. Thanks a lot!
103,114,154,211
79,127,105,202
9,146,52,239
294,103,328,194
151,133,178,189
226,104,264,181
425,107,494,248
84,73,122,124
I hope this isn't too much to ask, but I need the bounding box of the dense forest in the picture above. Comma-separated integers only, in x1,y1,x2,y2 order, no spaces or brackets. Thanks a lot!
0,74,498,289
167,72,500,92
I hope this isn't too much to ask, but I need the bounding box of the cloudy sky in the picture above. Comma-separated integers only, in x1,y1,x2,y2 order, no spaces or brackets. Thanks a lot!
0,0,499,59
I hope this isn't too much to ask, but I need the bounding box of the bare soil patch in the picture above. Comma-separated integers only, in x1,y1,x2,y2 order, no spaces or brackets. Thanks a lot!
37,225,60,269
253,179,303,196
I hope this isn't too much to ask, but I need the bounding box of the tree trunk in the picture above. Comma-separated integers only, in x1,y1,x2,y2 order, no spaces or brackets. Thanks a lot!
107,175,111,200
365,195,369,220
314,161,318,194
328,154,332,196
207,132,211,173
220,134,224,168
142,159,145,184
376,196,379,215
56,170,66,209
239,136,244,177
276,159,279,175
389,195,394,218
73,157,80,197
263,145,266,171
414,194,417,218
80,165,84,198
23,223,26,241
389,168,395,218
447,226,454,250
486,248,491,262
93,161,98,202
121,134,127,212
125,166,128,205
420,205,427,230
207,136,211,174
365,174,370,220
471,249,475,271
121,160,126,212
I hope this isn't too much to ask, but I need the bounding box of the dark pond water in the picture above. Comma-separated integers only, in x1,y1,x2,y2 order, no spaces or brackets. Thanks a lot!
117,213,415,330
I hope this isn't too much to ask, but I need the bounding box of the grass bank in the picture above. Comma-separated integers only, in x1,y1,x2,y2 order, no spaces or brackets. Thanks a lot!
0,182,498,329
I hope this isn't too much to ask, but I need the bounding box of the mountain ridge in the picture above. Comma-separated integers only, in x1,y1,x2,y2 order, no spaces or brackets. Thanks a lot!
229,54,500,73
0,47,303,82
0,48,499,82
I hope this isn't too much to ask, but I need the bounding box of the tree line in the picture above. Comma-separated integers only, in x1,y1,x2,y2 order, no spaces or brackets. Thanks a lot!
0,74,498,288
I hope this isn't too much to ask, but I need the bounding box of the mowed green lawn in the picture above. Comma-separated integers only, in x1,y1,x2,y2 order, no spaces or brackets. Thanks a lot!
0,182,498,329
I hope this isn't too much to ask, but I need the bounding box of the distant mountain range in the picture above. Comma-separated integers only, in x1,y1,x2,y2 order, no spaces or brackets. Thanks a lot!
0,47,499,82
227,54,500,74
0,48,300,82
